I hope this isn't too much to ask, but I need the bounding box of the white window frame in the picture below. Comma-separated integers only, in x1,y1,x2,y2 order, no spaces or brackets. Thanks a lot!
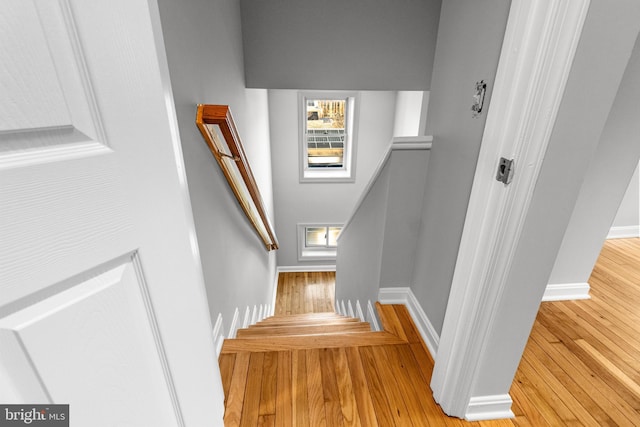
298,91,359,183
297,223,343,261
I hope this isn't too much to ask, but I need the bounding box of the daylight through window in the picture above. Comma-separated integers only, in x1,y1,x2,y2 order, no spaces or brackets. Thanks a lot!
305,226,342,248
299,92,357,182
305,99,346,169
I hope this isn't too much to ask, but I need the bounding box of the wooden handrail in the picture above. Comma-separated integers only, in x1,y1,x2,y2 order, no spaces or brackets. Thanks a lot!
196,104,278,251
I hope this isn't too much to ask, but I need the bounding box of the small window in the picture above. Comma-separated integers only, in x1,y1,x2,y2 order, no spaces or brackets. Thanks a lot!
298,224,343,260
299,92,358,182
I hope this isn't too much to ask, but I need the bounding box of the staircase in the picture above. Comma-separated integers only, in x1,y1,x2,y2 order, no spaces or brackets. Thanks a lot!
219,303,445,426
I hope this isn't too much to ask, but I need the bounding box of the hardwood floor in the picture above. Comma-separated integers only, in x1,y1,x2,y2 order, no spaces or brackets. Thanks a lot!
511,238,640,426
220,238,640,426
274,271,336,315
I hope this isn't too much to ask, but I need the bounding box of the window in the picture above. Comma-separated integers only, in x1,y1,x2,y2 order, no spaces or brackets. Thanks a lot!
298,224,343,260
299,92,358,182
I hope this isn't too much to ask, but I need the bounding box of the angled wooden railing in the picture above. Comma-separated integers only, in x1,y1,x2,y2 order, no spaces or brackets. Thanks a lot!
196,104,278,251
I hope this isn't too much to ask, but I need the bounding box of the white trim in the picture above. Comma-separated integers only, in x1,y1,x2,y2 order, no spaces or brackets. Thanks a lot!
378,287,439,358
250,305,258,325
277,265,336,272
212,313,225,357
465,395,515,421
242,306,251,329
431,0,590,418
366,300,380,331
228,308,240,339
271,270,279,316
347,300,355,318
607,225,640,239
296,223,342,261
339,136,432,236
355,300,365,322
543,283,591,301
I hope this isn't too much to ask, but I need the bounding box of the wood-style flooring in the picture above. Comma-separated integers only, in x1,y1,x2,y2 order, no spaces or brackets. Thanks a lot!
220,238,640,426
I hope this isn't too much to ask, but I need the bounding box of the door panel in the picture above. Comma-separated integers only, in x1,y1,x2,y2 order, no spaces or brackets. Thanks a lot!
1,157,133,305
0,0,107,155
0,254,178,426
0,0,223,424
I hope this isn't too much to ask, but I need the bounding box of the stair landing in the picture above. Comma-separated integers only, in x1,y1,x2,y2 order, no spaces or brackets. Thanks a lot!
219,304,459,426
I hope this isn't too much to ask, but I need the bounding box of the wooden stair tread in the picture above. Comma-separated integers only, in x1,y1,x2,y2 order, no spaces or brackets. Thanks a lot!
221,331,407,353
258,312,352,322
237,322,371,337
249,318,362,328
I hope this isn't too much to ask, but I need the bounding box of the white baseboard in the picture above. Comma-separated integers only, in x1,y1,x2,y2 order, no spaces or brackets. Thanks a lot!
271,269,279,316
542,282,590,301
366,300,380,331
607,225,640,239
212,313,225,357
355,300,365,322
277,265,336,272
228,308,239,339
465,394,515,421
378,287,439,358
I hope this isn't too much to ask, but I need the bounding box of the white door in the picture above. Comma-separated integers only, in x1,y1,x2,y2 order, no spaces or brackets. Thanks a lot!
0,0,224,425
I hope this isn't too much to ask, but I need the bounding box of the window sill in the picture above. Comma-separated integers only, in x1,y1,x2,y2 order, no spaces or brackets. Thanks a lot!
299,248,337,261
300,169,355,183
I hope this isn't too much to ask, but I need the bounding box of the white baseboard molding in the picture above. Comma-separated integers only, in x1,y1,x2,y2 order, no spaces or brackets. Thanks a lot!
212,313,226,357
366,300,380,331
542,282,590,301
277,265,336,272
378,287,439,358
465,394,515,421
607,225,640,239
355,300,365,322
271,269,279,316
242,306,251,329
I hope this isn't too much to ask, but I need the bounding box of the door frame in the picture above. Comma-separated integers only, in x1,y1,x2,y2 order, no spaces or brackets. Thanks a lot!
430,0,591,419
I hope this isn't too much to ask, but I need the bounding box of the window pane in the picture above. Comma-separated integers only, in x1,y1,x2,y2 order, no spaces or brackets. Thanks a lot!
327,227,342,247
306,99,346,168
306,227,327,247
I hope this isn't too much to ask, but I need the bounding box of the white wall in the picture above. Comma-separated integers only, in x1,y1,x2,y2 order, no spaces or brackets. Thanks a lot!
548,34,640,287
239,0,441,90
269,90,396,267
411,0,512,335
393,91,426,137
157,0,277,330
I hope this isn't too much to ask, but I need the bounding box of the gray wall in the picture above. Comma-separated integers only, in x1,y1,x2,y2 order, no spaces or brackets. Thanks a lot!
410,0,512,335
380,150,430,286
240,0,441,90
269,90,395,267
336,148,430,303
472,0,640,399
549,33,640,286
335,162,391,305
612,164,639,229
157,0,277,329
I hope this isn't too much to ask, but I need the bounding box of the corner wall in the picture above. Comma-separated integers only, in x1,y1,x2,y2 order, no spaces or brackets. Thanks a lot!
548,33,640,289
157,0,277,332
